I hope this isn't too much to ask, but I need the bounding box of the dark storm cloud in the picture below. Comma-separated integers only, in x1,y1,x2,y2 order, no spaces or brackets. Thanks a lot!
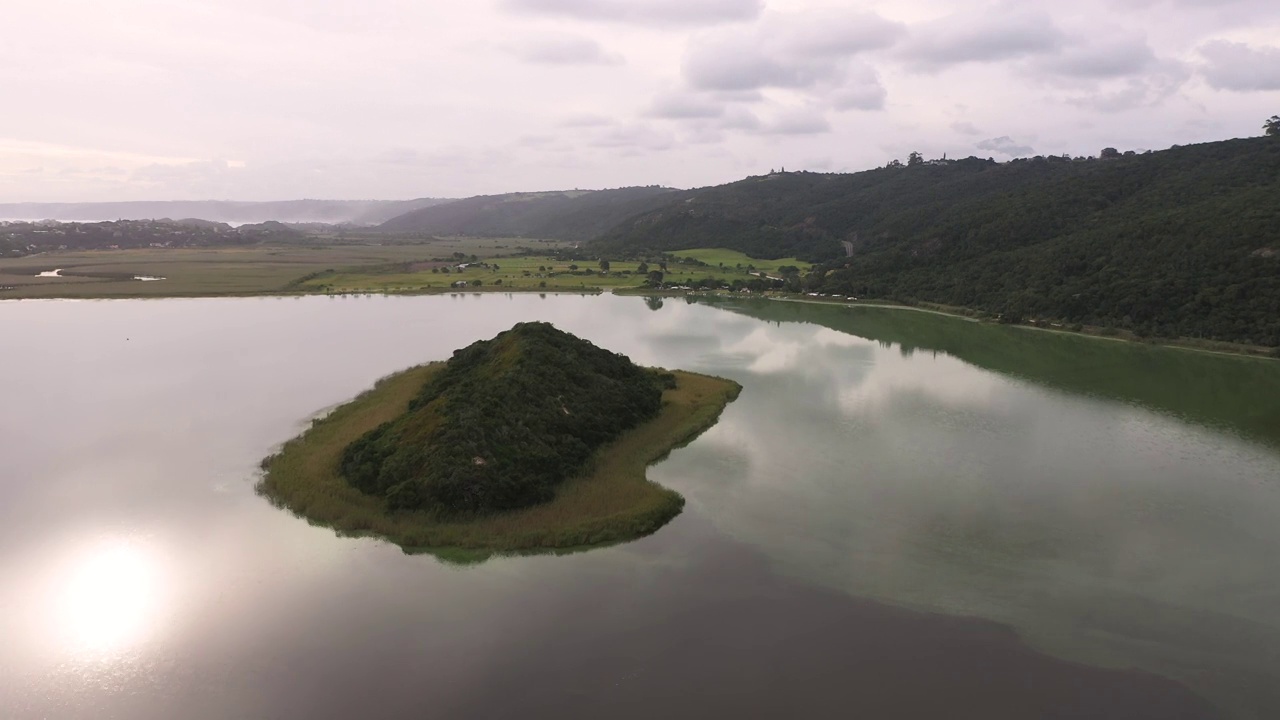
1198,41,1280,91
976,136,1035,157
510,35,623,65
901,8,1064,70
500,0,761,26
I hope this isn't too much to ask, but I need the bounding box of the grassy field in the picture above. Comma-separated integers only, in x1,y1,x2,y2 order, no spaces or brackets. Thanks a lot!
0,242,808,298
293,247,814,294
256,364,742,559
670,247,814,274
295,254,770,294
0,237,551,299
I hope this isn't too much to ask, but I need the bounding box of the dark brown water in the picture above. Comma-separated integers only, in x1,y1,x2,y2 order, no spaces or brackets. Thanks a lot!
2,293,1277,718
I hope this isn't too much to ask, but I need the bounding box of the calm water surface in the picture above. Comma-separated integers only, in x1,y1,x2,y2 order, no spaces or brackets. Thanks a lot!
1,293,1278,719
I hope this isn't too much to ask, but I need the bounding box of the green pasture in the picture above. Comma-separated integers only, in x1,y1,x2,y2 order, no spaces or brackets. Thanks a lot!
295,253,781,294
0,238,546,298
670,248,814,275
0,242,807,298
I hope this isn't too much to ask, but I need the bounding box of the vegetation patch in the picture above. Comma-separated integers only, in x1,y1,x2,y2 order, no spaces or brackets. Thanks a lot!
257,325,741,557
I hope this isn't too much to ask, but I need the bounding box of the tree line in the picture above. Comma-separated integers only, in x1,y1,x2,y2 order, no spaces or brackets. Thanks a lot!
591,133,1280,348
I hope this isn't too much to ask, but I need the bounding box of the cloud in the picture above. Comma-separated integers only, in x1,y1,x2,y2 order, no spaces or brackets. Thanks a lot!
1198,40,1280,91
683,9,901,92
976,136,1035,157
650,9,893,142
500,0,761,26
589,123,676,151
684,37,841,91
559,113,615,127
707,89,763,104
758,109,831,136
951,121,982,136
1034,35,1157,78
647,91,724,119
1064,58,1189,112
510,35,623,65
831,84,886,112
900,7,1064,71
769,10,906,57
829,64,887,111
719,107,762,131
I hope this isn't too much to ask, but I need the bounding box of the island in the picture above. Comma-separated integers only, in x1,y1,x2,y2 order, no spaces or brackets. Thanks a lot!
257,322,741,557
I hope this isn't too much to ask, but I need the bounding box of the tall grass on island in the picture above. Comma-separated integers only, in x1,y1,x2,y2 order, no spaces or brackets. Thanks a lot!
257,364,741,557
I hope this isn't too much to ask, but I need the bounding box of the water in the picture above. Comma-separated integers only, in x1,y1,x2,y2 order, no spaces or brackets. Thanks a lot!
1,293,1278,719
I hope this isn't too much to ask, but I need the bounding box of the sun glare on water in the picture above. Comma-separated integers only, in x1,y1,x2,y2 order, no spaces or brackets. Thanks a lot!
53,536,170,658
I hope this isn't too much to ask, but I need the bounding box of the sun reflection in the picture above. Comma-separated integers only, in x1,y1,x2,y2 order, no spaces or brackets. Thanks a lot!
54,536,167,657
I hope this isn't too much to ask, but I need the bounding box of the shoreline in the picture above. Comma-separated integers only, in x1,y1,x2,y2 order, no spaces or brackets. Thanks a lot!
3,282,1275,361
256,363,742,559
756,295,1279,362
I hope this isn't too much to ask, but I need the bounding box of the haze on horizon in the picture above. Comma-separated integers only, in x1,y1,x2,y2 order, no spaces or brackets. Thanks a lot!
3,0,1278,203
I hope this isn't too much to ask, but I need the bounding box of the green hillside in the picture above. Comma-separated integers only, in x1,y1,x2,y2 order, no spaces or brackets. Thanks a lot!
592,137,1280,347
377,186,679,241
340,322,667,515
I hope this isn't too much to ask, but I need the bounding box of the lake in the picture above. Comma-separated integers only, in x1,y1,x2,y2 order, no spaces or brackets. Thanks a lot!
1,293,1278,719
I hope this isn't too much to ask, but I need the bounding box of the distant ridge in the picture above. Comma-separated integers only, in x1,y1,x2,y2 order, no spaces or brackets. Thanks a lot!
0,198,451,225
376,186,679,241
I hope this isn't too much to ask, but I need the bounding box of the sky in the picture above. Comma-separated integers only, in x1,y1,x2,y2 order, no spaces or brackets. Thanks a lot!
2,0,1278,202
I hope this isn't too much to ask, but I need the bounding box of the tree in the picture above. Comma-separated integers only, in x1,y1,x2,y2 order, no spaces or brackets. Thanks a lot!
907,152,923,167
1266,116,1280,137
598,259,611,273
569,264,579,271
1100,147,1121,159
637,261,649,274
647,270,664,286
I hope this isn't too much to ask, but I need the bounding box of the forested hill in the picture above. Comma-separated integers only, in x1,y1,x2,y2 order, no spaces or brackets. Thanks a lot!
376,186,679,241
340,322,667,515
592,136,1280,347
1,219,303,257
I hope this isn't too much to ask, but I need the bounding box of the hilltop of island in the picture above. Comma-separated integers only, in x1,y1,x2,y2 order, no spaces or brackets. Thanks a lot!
258,322,740,556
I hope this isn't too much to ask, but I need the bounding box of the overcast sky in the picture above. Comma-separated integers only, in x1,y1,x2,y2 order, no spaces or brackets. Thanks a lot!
2,0,1278,202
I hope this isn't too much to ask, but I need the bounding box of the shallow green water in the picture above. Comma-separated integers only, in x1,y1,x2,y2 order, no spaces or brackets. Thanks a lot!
1,293,1277,718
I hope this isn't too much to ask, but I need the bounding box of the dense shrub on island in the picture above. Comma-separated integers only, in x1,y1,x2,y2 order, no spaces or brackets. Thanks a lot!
340,322,672,515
